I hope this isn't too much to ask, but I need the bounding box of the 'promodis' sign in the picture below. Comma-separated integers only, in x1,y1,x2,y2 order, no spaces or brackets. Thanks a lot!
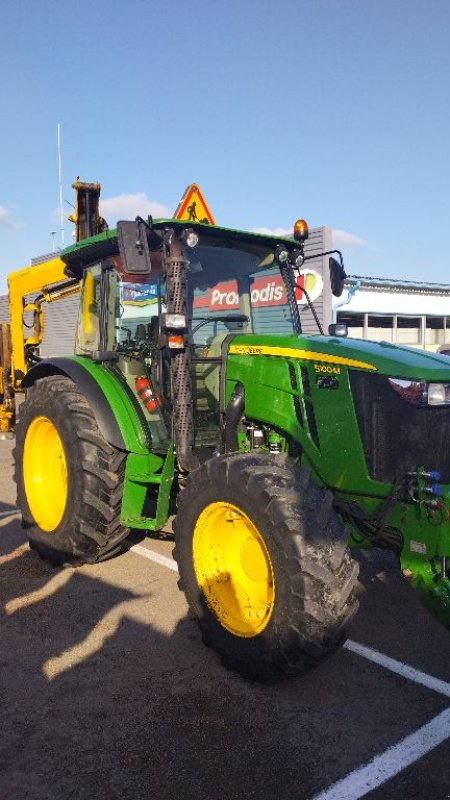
194,269,323,311
194,276,285,310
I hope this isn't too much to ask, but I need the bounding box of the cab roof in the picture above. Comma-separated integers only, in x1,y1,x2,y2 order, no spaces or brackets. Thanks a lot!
61,219,298,278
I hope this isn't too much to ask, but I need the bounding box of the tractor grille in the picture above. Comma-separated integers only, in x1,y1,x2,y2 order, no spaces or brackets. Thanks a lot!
349,371,450,484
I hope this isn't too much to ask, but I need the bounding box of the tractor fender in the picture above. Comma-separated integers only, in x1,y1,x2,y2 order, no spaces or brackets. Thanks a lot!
21,357,148,453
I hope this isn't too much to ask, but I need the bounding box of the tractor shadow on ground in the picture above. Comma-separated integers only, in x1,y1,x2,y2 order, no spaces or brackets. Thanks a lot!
351,546,447,673
0,523,370,798
0,500,18,514
1,524,333,800
2,521,449,800
123,522,175,548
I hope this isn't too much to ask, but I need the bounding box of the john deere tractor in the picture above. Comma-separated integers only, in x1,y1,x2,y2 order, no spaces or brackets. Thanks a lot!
14,215,450,680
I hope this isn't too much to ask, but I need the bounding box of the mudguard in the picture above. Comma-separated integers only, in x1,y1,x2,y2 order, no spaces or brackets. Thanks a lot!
21,356,150,454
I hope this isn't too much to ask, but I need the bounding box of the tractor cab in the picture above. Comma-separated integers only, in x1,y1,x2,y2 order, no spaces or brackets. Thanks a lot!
63,219,309,457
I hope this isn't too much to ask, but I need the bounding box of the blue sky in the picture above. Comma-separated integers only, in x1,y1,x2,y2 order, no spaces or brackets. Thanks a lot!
1,0,449,293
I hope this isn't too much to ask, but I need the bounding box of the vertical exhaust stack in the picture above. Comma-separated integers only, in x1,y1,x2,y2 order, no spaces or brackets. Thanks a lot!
165,234,199,475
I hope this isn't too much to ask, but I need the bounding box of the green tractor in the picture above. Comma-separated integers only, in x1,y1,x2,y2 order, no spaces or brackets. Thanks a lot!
14,215,450,680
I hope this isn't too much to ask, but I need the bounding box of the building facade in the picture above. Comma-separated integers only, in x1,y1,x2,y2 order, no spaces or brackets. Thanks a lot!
335,276,450,352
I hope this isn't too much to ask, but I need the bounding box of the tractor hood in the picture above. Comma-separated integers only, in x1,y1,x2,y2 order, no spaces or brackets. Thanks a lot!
228,333,450,381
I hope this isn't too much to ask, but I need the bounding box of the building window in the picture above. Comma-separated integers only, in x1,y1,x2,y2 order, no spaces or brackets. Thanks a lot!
396,316,421,345
336,310,450,350
367,315,394,342
425,316,445,346
336,312,364,338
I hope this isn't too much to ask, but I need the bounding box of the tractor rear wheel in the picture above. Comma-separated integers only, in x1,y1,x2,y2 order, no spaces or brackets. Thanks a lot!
14,376,129,566
173,452,359,680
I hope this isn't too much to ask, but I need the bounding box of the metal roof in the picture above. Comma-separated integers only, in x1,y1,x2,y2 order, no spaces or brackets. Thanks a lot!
345,275,450,293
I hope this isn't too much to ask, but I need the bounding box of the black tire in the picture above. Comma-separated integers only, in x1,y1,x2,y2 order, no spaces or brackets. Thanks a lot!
14,376,129,566
173,452,359,681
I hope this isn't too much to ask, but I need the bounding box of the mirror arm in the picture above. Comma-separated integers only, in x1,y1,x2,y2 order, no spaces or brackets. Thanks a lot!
301,287,324,335
303,249,344,267
279,262,302,335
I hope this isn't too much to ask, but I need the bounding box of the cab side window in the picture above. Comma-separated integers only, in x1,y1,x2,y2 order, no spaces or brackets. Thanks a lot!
75,264,101,355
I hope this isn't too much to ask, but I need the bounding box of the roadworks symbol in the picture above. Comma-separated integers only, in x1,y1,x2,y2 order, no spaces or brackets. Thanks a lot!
174,183,215,225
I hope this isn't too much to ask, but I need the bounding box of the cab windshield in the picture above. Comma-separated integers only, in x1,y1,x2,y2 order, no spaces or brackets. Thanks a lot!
112,237,297,352
187,242,296,348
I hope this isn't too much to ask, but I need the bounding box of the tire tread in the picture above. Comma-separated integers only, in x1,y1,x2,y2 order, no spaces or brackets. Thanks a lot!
14,376,129,566
173,452,359,681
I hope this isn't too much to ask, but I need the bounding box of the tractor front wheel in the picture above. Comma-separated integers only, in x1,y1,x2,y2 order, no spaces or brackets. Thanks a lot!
173,452,359,680
14,376,129,566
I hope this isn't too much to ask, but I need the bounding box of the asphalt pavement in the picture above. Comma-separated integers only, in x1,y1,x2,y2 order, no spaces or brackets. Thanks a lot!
1,438,450,800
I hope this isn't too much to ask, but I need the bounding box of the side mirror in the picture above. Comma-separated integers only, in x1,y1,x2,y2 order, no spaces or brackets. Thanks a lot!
118,220,152,275
328,323,348,337
329,256,346,297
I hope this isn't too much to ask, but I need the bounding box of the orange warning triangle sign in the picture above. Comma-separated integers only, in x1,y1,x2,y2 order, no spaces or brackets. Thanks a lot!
174,183,215,226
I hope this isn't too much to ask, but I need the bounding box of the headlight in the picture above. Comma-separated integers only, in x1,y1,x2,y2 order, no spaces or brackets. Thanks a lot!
183,228,199,248
428,383,450,405
162,313,186,330
275,245,289,264
290,249,305,268
388,378,450,406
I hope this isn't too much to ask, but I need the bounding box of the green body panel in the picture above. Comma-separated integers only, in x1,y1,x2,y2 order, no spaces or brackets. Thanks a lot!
226,345,372,494
68,357,175,530
121,447,175,530
225,333,450,496
228,332,450,381
225,333,450,625
70,356,150,454
403,558,450,624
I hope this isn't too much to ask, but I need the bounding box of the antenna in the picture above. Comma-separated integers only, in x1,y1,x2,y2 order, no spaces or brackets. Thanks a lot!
57,123,65,247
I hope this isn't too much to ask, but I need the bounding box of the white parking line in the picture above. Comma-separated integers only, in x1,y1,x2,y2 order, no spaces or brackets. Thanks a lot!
311,708,450,800
129,542,178,572
7,511,450,799
344,639,450,699
130,541,450,800
0,509,20,519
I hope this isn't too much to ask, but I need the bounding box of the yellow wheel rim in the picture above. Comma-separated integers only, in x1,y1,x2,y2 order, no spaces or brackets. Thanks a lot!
23,416,68,532
193,501,275,637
